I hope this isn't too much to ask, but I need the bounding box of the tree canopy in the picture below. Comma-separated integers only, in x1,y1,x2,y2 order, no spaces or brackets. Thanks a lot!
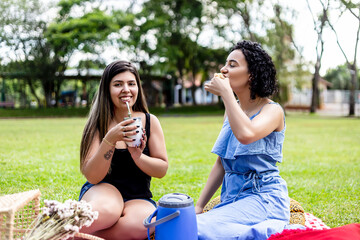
1,0,357,111
0,0,118,107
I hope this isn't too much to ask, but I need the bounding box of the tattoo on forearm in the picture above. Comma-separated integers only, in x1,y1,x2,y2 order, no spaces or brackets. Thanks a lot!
104,149,114,160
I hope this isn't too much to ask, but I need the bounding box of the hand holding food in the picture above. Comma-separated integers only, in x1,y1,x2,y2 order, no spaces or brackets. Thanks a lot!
204,72,231,96
214,73,225,79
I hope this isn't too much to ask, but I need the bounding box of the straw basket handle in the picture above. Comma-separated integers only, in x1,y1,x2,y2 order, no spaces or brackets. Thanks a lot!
74,232,105,240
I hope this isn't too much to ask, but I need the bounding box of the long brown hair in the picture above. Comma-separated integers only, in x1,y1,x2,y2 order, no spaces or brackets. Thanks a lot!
80,60,148,169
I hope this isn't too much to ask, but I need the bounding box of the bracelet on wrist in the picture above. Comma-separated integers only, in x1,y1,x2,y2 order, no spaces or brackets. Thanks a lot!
103,137,115,147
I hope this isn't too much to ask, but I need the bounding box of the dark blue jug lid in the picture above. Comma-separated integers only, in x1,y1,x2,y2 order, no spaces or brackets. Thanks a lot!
158,193,194,208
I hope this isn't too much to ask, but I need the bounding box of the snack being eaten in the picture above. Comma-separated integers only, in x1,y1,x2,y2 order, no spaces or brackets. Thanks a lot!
214,73,225,79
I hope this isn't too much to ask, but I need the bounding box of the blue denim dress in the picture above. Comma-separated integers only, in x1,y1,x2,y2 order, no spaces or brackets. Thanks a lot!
197,102,290,240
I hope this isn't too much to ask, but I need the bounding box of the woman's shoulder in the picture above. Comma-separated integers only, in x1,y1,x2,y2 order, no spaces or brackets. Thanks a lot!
261,101,285,131
260,101,284,115
148,113,161,127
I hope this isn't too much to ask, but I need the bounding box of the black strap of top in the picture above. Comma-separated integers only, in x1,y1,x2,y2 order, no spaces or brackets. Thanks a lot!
145,113,150,140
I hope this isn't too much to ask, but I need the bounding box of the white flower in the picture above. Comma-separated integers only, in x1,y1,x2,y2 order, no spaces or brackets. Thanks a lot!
64,224,72,231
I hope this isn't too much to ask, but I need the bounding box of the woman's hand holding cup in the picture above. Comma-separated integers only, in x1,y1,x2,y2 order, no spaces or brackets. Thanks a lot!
128,128,147,160
105,118,140,145
123,117,143,147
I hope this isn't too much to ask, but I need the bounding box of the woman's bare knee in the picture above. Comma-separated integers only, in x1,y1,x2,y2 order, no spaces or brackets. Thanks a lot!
95,200,122,221
81,183,124,232
121,217,148,239
94,200,155,239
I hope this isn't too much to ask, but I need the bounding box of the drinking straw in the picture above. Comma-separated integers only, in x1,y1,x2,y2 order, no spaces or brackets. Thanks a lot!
126,102,132,118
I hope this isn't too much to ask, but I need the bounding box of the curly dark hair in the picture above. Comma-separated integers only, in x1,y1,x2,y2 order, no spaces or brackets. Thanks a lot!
231,40,278,100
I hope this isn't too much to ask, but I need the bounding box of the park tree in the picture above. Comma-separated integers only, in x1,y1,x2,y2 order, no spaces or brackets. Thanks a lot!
121,0,227,105
210,0,297,105
306,0,330,113
266,3,301,105
325,64,352,89
121,0,297,106
211,0,266,43
0,0,305,108
0,0,50,106
0,0,118,107
74,59,106,107
44,0,117,106
327,0,359,116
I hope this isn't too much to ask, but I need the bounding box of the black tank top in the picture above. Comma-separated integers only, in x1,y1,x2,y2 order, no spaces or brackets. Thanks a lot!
102,113,152,199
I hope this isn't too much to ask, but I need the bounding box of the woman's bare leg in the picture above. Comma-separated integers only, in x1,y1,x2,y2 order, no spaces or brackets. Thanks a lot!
80,183,124,234
95,199,156,240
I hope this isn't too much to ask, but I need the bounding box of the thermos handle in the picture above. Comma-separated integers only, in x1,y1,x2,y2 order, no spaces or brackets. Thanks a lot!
143,209,180,228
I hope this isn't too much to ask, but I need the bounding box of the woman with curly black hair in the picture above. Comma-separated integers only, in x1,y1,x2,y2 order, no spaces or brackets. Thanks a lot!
195,40,289,239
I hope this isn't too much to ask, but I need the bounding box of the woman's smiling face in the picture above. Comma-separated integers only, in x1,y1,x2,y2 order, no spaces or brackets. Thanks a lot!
109,71,138,110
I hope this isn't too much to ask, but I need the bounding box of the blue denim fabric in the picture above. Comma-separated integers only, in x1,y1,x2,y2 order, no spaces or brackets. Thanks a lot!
78,181,156,207
197,102,290,240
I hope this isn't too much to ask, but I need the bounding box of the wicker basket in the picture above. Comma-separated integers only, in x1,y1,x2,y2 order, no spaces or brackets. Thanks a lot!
73,232,104,240
0,189,41,240
0,190,104,240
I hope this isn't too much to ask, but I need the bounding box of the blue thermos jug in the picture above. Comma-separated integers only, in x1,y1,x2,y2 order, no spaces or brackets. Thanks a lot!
143,193,197,240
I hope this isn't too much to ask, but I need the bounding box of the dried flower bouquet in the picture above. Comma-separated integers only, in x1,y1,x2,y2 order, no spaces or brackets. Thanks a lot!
24,199,98,240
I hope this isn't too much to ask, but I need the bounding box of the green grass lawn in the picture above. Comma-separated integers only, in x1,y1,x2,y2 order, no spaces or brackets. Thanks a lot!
0,114,359,228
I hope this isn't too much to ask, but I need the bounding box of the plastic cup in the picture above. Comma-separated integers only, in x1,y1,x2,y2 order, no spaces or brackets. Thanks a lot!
125,117,143,147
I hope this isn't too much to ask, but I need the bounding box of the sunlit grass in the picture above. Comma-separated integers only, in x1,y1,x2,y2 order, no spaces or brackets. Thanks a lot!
0,114,359,228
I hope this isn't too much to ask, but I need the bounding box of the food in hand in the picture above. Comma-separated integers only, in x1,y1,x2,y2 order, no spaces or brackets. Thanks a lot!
214,73,225,79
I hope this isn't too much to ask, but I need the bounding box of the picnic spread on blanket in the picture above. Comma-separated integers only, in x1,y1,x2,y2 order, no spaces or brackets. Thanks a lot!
1,189,359,240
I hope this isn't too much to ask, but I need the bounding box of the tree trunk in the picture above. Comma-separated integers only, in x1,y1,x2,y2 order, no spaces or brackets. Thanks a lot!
54,78,63,108
191,85,197,106
348,63,357,116
26,77,42,107
1,78,5,102
178,68,184,105
45,91,52,108
20,80,27,107
42,79,54,108
310,62,320,113
190,72,198,105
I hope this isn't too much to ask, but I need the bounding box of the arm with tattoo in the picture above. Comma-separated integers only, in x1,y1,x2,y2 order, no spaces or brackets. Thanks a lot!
104,149,114,160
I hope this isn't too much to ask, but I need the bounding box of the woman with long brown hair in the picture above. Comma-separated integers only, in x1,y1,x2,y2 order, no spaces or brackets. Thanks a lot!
78,60,168,239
